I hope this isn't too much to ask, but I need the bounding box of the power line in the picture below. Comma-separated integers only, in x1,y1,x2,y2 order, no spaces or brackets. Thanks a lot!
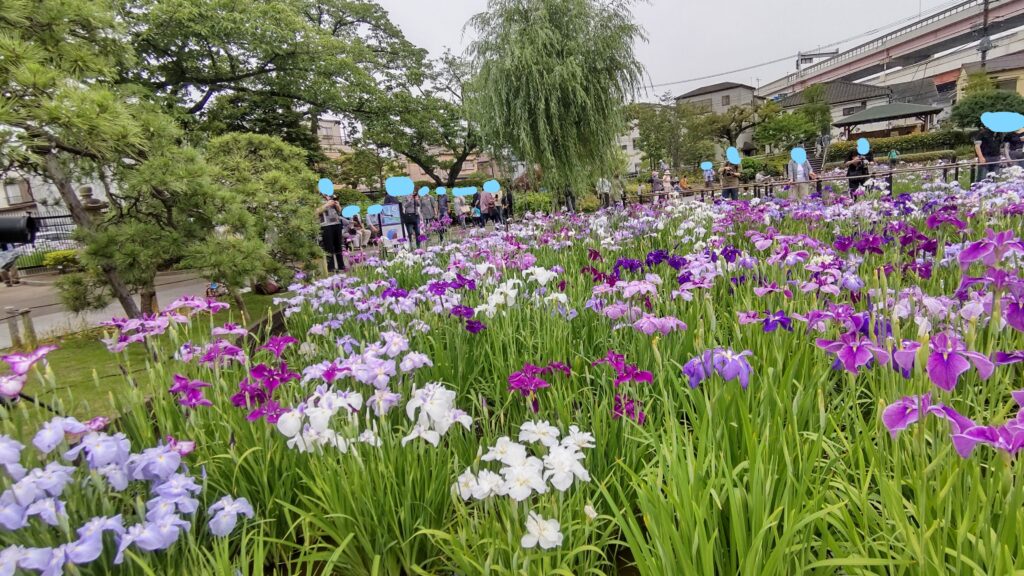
645,0,969,91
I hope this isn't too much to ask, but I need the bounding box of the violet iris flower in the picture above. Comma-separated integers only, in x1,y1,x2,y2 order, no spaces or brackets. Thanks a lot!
211,323,248,337
612,395,646,425
450,305,475,319
815,331,890,374
2,345,58,376
258,335,298,358
762,310,793,333
994,350,1024,365
958,228,1024,270
614,364,653,387
924,332,993,392
632,314,687,336
465,320,487,334
683,349,754,389
207,496,254,537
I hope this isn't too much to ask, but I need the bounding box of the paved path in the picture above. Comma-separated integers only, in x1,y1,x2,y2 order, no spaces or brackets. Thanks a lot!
0,271,211,349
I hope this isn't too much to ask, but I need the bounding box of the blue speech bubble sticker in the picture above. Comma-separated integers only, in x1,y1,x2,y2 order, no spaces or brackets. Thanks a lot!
483,179,501,193
790,147,808,164
342,205,360,218
981,111,1024,133
726,147,741,165
856,138,870,155
418,187,430,197
436,187,447,195
700,161,713,171
453,187,477,197
385,176,414,197
317,178,334,196
367,204,383,216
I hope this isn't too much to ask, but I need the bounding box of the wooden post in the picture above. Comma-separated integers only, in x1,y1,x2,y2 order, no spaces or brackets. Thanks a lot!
4,307,22,350
942,167,949,182
19,308,36,349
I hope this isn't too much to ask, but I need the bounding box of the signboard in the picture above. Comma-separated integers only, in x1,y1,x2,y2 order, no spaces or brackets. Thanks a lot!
376,204,403,242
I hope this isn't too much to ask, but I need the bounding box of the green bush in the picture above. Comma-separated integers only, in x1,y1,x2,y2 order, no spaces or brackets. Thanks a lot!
55,271,112,313
456,172,499,189
335,188,370,206
826,131,972,162
518,191,553,214
42,249,80,270
579,193,601,213
739,157,786,181
951,90,1024,128
823,150,958,170
14,251,46,269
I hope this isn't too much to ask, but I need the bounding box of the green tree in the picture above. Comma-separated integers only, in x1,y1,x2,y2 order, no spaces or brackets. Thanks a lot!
694,100,777,147
951,90,1024,129
467,0,645,191
799,84,832,135
204,133,322,277
325,144,403,192
196,93,325,164
359,52,482,188
754,110,818,151
963,72,996,95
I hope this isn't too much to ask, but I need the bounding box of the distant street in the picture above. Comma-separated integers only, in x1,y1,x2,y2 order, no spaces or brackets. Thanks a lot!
0,270,211,349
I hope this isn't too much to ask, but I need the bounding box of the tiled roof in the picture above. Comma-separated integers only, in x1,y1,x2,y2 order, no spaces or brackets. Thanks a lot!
779,80,892,107
675,82,756,100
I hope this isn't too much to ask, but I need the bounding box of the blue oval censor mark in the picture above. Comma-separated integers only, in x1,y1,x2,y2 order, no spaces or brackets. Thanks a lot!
385,176,414,197
342,205,360,218
981,111,1024,133
726,147,741,165
367,204,383,215
790,147,807,164
483,179,500,193
418,186,430,197
436,187,447,195
317,178,334,196
700,161,713,171
857,138,870,155
453,187,477,197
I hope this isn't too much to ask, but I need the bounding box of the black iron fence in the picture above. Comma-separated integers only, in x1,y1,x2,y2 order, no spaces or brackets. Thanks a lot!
1,213,78,272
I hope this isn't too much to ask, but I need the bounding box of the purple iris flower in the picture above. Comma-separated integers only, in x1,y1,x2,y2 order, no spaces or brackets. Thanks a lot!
815,331,890,374
211,322,248,337
958,228,1024,270
465,320,487,334
258,335,298,358
128,446,181,483
249,363,299,393
247,399,286,424
711,349,754,389
612,395,646,425
65,515,125,564
33,417,88,455
450,305,475,319
682,351,713,388
994,350,1024,365
762,310,793,333
508,365,551,413
115,513,191,564
0,435,25,481
63,432,130,469
199,339,246,367
208,496,255,537
614,364,653,387
632,314,687,336
924,332,994,391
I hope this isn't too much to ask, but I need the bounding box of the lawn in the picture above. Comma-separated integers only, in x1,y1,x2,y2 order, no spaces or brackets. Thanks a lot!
2,292,279,433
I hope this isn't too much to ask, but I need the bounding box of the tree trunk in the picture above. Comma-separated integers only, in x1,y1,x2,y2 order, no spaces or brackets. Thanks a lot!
445,151,471,188
44,152,141,318
229,287,249,326
140,285,159,315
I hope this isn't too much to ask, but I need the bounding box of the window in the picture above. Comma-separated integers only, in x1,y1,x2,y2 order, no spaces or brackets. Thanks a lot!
721,95,731,106
632,138,638,149
620,144,628,151
997,79,1018,92
843,105,866,117
4,180,29,205
693,98,713,112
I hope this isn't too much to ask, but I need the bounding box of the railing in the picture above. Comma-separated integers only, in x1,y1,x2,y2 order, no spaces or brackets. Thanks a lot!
2,214,78,271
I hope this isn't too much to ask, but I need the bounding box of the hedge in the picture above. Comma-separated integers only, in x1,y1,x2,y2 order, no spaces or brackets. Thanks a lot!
823,149,958,170
826,131,972,162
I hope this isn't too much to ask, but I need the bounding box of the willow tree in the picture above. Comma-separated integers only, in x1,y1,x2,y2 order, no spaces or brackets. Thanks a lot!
467,0,645,197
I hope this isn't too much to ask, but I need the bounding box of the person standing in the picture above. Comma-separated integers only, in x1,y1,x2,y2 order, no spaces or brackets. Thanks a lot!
400,194,422,248
480,189,498,224
661,171,673,199
786,155,817,202
316,193,346,272
596,177,612,209
436,193,450,240
502,188,514,222
974,126,1003,182
649,171,663,203
420,193,437,231
844,147,874,195
1006,128,1024,166
611,175,624,208
720,162,740,201
454,194,468,227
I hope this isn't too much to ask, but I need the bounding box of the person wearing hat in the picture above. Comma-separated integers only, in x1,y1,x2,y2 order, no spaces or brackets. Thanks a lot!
316,191,346,272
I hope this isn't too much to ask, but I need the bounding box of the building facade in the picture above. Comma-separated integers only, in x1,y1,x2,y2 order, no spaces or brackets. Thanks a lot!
674,82,760,153
779,80,901,139
616,121,644,176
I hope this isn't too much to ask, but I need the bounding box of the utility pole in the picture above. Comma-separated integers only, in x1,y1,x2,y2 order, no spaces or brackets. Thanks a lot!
980,0,992,69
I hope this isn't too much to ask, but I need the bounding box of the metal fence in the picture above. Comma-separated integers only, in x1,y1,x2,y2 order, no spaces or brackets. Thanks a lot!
2,213,79,272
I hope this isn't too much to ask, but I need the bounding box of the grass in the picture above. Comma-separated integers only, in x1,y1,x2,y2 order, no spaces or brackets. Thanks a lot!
3,292,278,432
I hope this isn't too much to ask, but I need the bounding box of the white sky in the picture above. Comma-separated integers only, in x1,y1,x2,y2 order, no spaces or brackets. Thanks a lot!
376,0,958,99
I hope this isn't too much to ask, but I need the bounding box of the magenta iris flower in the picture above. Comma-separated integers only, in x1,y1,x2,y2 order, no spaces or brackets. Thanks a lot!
451,305,475,319
258,336,298,358
2,344,58,376
994,351,1024,365
508,361,571,412
465,320,486,334
632,314,687,336
612,394,646,425
883,391,1024,458
168,375,211,409
815,331,890,374
958,228,1024,270
924,332,994,391
614,363,653,387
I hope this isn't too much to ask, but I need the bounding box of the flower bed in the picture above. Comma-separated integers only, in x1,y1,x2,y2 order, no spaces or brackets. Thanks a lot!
3,168,1024,574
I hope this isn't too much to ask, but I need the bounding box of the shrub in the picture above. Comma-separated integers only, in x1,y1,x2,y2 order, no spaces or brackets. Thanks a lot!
42,249,80,270
951,90,1024,128
335,188,370,206
518,191,554,214
823,150,958,170
55,271,113,313
826,131,973,162
579,193,601,213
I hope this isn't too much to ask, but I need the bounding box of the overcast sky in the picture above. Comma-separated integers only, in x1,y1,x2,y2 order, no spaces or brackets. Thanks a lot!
376,0,956,99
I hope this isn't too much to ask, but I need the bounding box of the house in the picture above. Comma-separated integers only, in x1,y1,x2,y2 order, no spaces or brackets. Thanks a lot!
674,82,761,153
780,80,910,139
958,52,1024,98
316,118,352,159
616,121,643,176
403,148,504,184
